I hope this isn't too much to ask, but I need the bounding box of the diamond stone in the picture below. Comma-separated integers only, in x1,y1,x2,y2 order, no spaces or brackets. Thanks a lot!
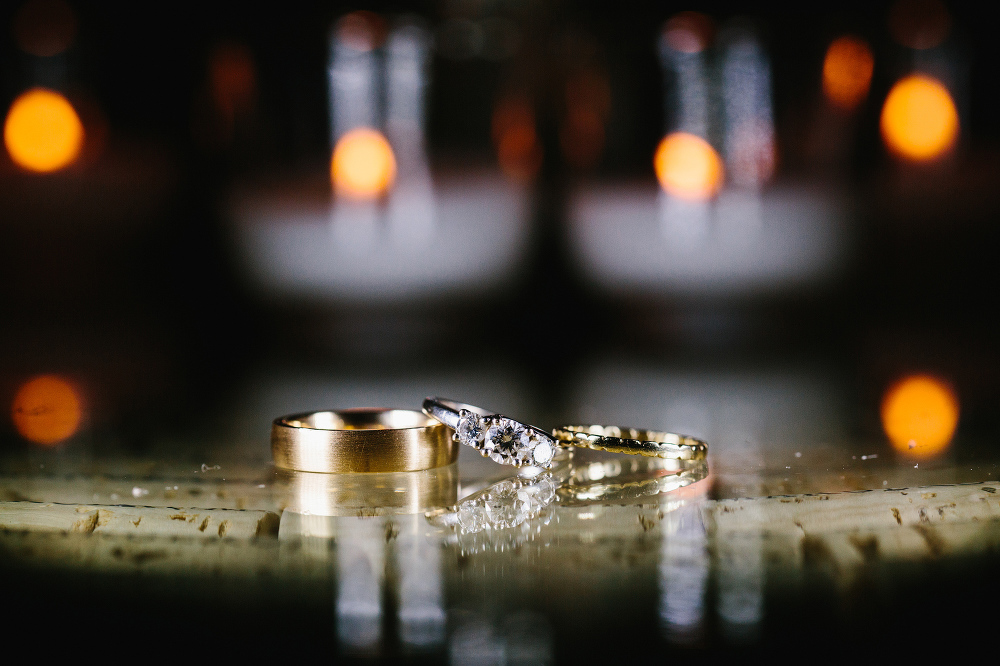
531,440,553,466
484,480,521,528
457,501,486,533
456,410,484,448
484,419,525,464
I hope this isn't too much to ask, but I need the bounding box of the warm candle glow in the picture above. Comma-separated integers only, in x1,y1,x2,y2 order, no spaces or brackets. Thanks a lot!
4,88,84,173
880,75,958,161
654,132,723,200
881,375,958,458
11,375,83,446
822,36,874,111
330,127,397,199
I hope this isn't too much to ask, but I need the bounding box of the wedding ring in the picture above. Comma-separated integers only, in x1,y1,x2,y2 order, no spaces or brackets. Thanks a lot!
272,408,456,473
422,397,558,468
551,425,707,460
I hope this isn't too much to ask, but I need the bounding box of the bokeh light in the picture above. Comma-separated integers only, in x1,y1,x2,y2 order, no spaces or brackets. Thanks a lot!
493,96,542,183
330,128,397,199
336,10,387,52
880,74,958,161
889,0,951,50
881,374,958,458
11,375,83,446
823,36,875,111
13,0,76,57
662,11,714,53
654,132,724,200
209,41,257,124
4,88,84,173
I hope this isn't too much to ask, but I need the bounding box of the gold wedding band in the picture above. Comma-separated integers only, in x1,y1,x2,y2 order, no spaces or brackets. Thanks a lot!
272,408,457,473
551,424,708,460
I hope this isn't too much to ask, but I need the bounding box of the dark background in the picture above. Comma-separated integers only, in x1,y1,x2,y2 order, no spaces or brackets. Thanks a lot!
1,0,998,450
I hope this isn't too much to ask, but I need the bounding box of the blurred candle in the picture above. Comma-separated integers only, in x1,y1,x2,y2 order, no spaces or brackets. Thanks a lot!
719,29,775,191
385,23,436,241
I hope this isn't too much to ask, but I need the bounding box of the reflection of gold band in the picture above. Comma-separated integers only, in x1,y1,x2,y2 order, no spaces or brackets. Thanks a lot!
552,425,707,460
272,409,457,473
280,464,458,517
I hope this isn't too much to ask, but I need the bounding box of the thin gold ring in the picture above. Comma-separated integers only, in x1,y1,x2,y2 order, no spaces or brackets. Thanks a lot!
272,408,457,473
551,424,707,460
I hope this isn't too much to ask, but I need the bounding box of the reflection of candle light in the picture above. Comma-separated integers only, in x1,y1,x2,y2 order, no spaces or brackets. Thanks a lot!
823,36,874,112
331,127,397,199
880,75,958,161
881,374,958,457
12,375,83,446
4,88,84,173
654,132,723,201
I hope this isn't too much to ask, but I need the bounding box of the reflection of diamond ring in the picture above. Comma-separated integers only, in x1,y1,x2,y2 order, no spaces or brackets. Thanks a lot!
426,470,559,535
551,425,707,460
422,397,557,468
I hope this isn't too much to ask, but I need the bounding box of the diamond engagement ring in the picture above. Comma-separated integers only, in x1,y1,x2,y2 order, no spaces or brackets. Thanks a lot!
422,397,558,468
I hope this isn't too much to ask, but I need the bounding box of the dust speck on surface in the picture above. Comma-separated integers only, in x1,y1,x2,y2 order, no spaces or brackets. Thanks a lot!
983,487,997,494
255,512,280,537
890,508,902,525
384,522,399,542
71,511,99,534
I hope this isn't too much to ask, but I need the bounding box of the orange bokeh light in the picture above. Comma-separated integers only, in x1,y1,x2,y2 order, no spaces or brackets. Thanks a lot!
654,132,724,200
880,74,958,161
823,36,874,111
11,375,83,446
4,88,84,173
881,375,958,458
493,96,542,183
330,127,397,199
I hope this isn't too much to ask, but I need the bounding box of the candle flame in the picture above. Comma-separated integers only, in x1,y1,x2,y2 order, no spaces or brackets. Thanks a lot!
330,127,397,199
880,74,958,161
654,132,724,200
